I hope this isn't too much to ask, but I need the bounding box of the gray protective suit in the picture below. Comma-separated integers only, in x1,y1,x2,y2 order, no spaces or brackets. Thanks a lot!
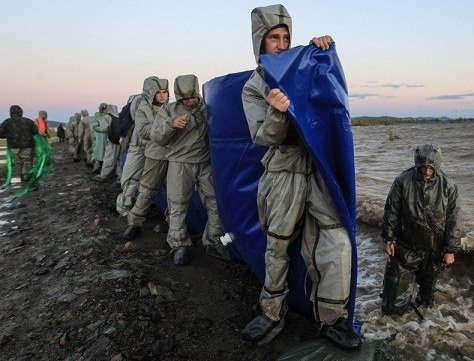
116,77,159,216
242,5,352,324
98,105,120,179
127,79,169,226
150,75,222,249
381,144,462,315
78,109,93,164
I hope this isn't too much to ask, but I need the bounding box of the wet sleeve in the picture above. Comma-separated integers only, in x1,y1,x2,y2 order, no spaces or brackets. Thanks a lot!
150,106,176,146
381,176,402,241
443,183,463,252
242,83,289,146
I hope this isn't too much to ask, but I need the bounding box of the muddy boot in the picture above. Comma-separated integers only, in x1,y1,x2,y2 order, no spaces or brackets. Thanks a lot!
123,225,142,241
92,175,106,182
320,317,361,350
205,244,232,261
241,314,285,345
173,247,190,266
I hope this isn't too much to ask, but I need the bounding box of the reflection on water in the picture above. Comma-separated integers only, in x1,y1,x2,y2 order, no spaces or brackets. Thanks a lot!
353,122,474,360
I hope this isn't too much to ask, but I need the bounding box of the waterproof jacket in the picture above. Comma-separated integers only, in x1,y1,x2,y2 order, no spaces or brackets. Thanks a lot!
242,4,310,174
134,78,168,160
78,109,91,140
0,107,38,148
382,145,462,253
151,75,209,163
128,77,159,148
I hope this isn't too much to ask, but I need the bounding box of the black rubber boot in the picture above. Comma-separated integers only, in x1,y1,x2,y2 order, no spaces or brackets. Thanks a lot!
173,247,190,266
321,317,362,350
241,314,285,344
123,225,143,241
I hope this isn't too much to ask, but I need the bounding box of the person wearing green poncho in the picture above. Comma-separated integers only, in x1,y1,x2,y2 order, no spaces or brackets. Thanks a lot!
0,105,38,182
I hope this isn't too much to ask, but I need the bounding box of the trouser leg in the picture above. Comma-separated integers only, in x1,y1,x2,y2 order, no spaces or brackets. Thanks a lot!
415,252,439,305
166,162,194,249
116,146,145,216
257,170,307,322
381,255,417,315
128,158,168,226
195,162,222,246
302,171,351,325
99,142,119,178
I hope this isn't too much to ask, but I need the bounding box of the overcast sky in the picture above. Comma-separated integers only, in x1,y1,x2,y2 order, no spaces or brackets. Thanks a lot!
1,0,473,121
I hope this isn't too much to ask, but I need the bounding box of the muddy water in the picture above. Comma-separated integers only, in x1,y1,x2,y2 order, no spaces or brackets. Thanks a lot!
353,122,474,360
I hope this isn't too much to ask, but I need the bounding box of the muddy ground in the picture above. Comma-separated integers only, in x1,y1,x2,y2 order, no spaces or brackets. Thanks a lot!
0,142,345,361
0,142,400,361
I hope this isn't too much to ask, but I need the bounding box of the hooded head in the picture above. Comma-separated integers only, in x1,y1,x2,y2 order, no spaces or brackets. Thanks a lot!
81,109,89,117
174,75,200,102
107,104,119,117
99,103,108,113
10,105,23,117
152,79,169,106
74,112,81,121
141,76,161,103
414,144,442,173
250,4,292,63
39,110,47,119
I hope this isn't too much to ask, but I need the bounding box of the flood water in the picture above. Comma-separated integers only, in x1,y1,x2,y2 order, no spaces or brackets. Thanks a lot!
353,121,474,360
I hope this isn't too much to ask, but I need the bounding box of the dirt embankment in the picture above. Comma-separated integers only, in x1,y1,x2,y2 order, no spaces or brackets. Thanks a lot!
0,143,318,361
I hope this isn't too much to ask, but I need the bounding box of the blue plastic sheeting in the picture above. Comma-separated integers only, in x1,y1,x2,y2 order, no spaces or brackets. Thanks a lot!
204,44,357,321
260,44,357,322
204,71,313,317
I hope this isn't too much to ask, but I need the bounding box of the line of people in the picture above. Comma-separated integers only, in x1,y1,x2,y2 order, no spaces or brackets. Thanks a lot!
35,3,464,353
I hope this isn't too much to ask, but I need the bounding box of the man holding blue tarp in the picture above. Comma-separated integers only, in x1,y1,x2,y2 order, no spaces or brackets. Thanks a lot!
240,4,360,349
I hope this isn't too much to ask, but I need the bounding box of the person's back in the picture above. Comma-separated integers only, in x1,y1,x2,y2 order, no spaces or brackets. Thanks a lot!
57,124,65,141
0,105,37,149
0,105,38,180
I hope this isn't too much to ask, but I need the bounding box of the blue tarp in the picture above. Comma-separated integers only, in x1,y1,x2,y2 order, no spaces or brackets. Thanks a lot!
203,44,357,321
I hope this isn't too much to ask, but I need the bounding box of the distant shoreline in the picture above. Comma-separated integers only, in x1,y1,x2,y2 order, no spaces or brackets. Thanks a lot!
351,116,474,126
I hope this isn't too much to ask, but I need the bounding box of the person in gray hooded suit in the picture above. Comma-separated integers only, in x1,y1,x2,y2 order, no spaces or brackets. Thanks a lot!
115,77,159,217
151,74,230,266
240,4,360,349
122,78,170,239
78,109,93,167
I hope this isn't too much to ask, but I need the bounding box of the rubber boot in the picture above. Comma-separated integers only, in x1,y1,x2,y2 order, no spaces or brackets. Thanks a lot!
123,225,143,241
320,317,362,350
241,314,285,344
173,247,190,266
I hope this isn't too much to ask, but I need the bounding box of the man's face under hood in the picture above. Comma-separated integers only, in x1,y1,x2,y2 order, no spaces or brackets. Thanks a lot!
414,144,442,174
263,25,290,54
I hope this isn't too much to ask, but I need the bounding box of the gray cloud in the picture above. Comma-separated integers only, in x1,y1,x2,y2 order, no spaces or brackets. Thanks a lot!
379,83,425,89
349,93,379,100
428,92,474,100
356,82,425,89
